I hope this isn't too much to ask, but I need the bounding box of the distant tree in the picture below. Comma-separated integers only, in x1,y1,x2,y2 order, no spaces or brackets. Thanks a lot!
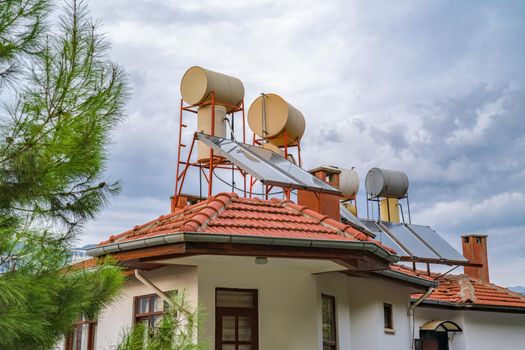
117,292,207,350
0,0,129,348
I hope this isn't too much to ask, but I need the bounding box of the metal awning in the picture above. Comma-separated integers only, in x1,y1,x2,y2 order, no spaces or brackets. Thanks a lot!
421,320,462,333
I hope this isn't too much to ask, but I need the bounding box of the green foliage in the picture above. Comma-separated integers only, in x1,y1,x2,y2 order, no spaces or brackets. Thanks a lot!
0,0,130,348
1,0,129,236
117,293,207,350
0,0,49,86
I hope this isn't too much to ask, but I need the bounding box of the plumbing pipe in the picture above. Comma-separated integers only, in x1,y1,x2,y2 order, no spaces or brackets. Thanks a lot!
408,286,434,350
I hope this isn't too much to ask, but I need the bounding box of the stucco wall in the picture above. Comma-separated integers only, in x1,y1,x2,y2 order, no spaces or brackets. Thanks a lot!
94,264,198,349
193,256,348,350
347,275,412,350
415,306,525,350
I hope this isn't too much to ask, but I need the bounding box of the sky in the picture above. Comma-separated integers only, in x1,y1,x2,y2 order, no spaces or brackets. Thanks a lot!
80,0,525,287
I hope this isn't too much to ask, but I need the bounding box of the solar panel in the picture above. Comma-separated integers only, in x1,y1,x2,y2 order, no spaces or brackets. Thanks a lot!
340,205,375,237
407,224,467,262
380,222,440,259
357,218,467,263
360,219,408,254
197,133,341,195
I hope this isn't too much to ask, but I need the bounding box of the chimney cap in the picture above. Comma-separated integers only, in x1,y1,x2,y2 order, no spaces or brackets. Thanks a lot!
461,234,488,238
308,165,342,175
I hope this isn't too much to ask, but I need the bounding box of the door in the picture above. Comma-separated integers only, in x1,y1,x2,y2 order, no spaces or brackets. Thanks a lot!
215,288,258,350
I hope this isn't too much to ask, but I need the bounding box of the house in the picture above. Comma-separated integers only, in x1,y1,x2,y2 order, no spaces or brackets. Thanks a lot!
412,234,525,350
63,67,525,349
63,190,525,350
69,192,436,350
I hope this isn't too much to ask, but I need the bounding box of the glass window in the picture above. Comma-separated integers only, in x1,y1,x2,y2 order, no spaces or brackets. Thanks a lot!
65,315,97,350
134,293,171,329
322,294,337,350
216,288,258,350
384,303,394,330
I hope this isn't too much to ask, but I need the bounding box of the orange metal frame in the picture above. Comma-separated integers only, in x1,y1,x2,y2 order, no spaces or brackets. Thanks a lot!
173,92,303,204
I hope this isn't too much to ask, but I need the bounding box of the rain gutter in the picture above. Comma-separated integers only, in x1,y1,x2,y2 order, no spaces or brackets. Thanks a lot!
377,269,438,288
86,232,399,263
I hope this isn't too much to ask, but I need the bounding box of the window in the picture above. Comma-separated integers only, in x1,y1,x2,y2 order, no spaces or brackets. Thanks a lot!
65,316,97,350
384,303,394,332
322,294,337,350
215,288,258,350
134,293,171,329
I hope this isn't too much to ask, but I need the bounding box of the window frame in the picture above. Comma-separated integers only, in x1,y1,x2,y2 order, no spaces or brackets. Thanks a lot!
133,292,171,328
64,317,97,350
215,287,259,350
383,302,395,333
321,294,337,350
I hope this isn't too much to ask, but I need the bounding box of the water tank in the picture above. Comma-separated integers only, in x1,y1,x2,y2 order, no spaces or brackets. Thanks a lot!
365,168,409,198
197,105,227,162
339,168,360,199
247,93,305,146
180,66,244,111
262,143,296,164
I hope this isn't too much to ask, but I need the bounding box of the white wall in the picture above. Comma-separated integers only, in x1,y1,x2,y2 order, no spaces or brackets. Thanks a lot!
347,275,412,350
86,255,418,350
415,306,525,350
95,264,198,349
316,272,352,349
192,256,344,350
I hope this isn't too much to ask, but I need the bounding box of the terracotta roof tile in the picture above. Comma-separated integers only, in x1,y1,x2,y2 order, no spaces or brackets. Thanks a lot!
97,192,390,252
410,273,525,309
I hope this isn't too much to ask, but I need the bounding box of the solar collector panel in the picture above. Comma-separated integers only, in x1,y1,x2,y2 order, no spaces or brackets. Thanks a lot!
380,222,441,259
197,133,341,194
407,224,467,262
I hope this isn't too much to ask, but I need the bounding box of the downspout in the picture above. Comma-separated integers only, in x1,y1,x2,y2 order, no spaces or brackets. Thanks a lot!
408,286,434,350
134,269,173,305
134,269,192,315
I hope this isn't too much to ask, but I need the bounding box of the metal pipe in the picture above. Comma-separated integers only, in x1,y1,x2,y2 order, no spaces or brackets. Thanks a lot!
134,269,173,306
134,269,192,315
408,286,434,350
397,202,406,224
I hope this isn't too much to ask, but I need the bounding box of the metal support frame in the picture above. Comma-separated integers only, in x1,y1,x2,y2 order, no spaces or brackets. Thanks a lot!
173,93,247,205
173,94,303,205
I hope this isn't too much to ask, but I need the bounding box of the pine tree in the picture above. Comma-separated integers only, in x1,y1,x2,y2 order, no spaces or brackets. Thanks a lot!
0,0,129,348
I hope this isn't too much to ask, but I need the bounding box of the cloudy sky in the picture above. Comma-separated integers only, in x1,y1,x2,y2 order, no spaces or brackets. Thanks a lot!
81,0,525,286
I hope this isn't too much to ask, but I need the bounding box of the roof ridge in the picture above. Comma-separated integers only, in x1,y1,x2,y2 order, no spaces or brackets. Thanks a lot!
179,192,238,232
458,275,477,303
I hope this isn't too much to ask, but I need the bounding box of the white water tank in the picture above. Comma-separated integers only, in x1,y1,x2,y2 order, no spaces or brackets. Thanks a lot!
247,93,305,146
196,105,227,162
339,168,360,199
262,143,296,164
180,66,244,111
365,168,409,199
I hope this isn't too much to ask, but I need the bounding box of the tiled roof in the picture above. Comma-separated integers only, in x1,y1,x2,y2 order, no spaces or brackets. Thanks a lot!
98,192,395,254
389,264,435,282
411,273,525,310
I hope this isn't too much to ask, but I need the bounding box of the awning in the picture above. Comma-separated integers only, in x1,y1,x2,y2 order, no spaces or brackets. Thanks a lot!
421,320,462,333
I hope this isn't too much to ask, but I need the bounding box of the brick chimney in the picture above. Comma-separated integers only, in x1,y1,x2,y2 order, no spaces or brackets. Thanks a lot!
462,234,490,283
297,166,341,221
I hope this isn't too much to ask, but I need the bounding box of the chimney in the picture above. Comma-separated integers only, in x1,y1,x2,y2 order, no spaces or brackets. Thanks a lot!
462,234,490,283
170,194,206,212
297,166,341,221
